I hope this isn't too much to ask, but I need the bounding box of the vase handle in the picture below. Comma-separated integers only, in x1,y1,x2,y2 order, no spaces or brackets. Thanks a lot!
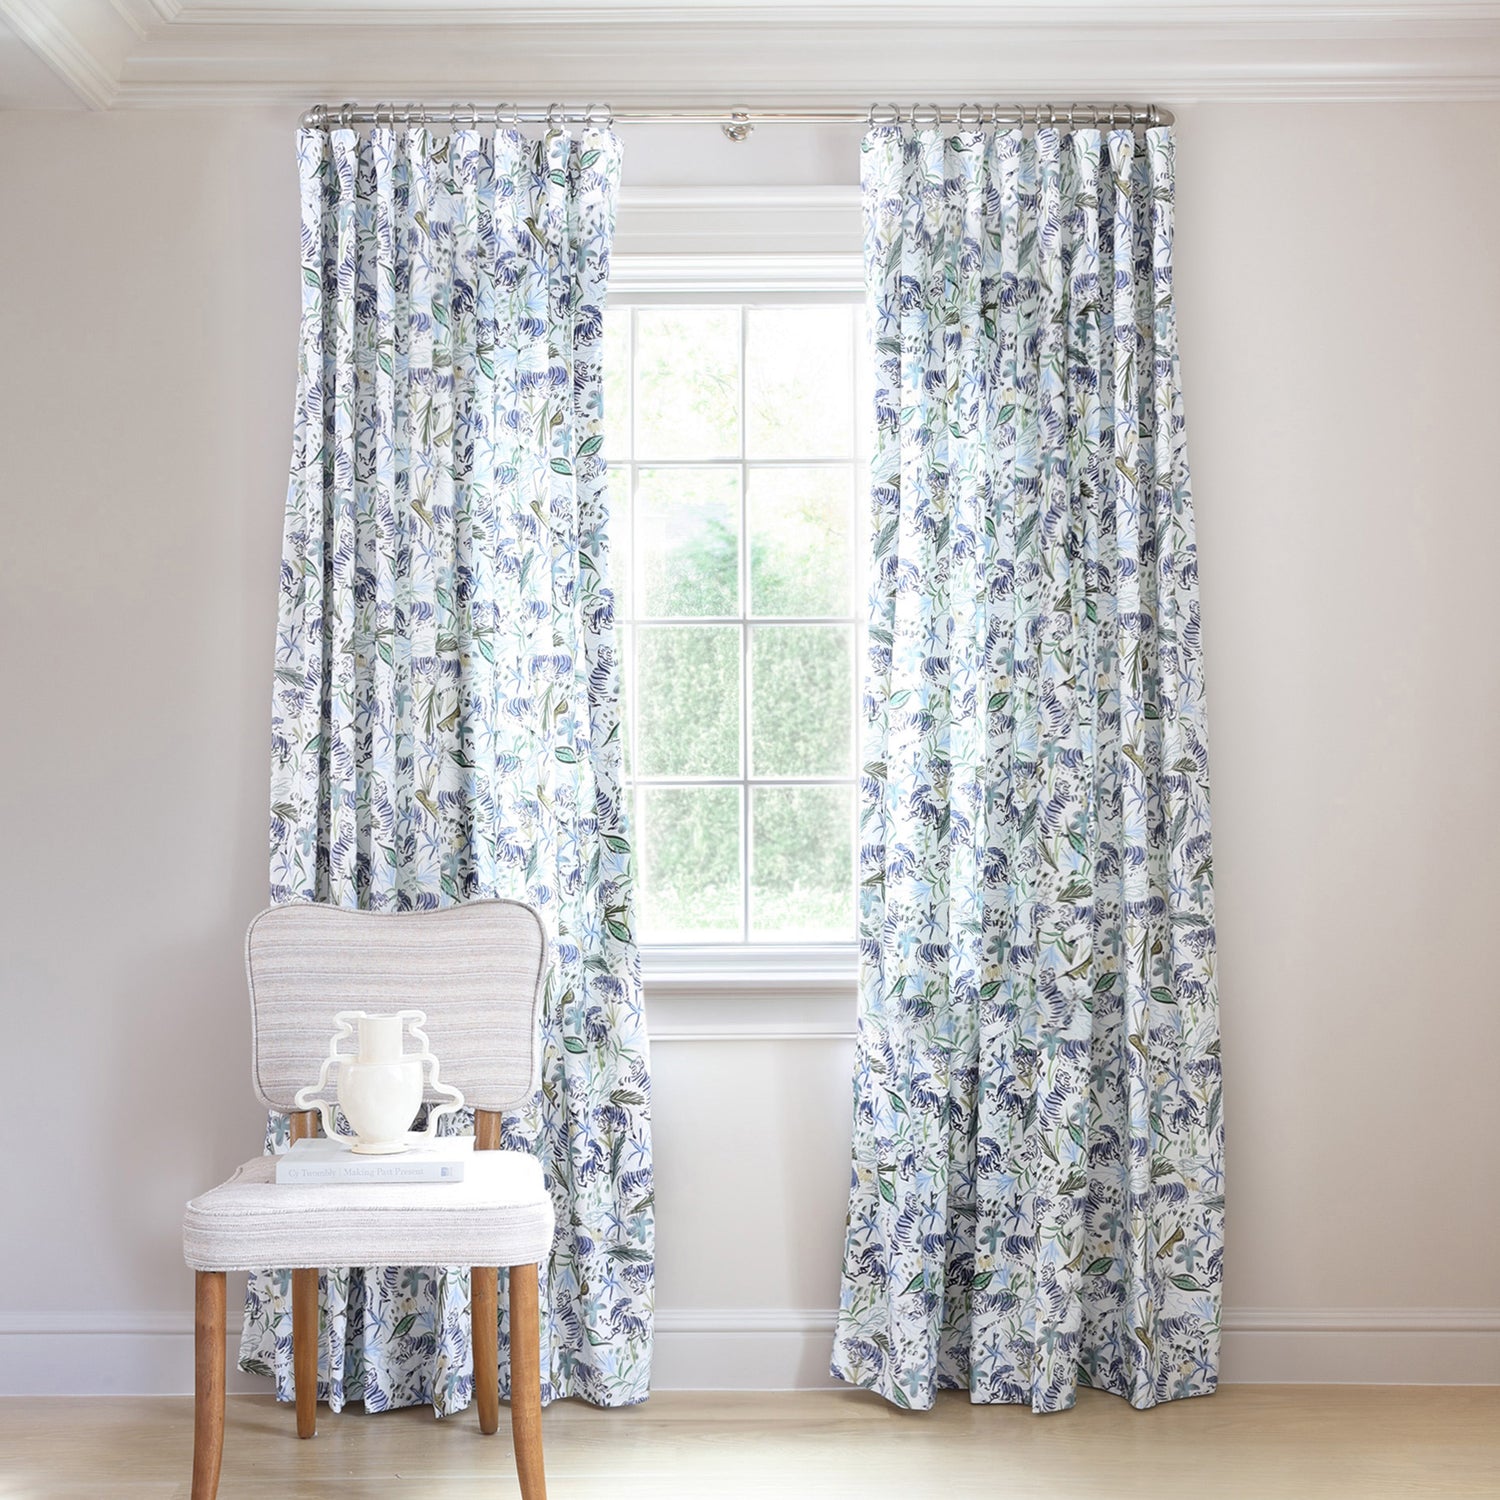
399,1009,467,1138
292,1009,365,1144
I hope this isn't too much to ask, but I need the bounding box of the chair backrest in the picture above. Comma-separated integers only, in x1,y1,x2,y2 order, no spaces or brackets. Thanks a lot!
245,900,549,1115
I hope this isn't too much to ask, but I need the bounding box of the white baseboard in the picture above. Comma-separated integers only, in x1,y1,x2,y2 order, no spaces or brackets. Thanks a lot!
2,1307,1496,1397
1218,1307,1500,1386
651,1307,1500,1390
652,1310,845,1390
0,1311,266,1398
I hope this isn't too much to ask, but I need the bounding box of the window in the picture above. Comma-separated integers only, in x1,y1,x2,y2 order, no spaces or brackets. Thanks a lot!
604,301,863,948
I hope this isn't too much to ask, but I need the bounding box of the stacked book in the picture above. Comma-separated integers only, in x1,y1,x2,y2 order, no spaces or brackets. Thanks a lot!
276,1135,473,1184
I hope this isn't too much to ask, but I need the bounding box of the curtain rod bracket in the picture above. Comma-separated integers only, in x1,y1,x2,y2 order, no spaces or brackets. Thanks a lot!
721,110,754,143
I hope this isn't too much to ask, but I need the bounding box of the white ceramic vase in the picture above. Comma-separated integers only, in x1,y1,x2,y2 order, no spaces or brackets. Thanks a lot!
292,1008,466,1156
337,1014,424,1154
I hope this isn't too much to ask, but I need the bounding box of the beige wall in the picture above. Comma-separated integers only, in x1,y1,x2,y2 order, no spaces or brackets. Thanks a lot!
1,103,1496,1394
1176,106,1500,1321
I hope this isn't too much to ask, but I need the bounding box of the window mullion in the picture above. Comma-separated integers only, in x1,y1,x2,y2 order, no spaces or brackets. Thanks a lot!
738,301,751,945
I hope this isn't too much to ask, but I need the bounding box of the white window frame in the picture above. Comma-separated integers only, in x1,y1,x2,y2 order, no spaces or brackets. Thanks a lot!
609,189,864,1031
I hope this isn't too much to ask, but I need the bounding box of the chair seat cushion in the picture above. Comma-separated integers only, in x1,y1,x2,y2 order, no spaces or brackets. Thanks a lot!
182,1149,554,1272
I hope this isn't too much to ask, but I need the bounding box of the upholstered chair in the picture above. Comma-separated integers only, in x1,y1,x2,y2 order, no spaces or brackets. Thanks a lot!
182,900,554,1500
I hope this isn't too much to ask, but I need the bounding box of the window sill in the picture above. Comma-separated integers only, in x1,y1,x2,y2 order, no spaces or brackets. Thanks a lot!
641,945,858,1041
642,943,856,990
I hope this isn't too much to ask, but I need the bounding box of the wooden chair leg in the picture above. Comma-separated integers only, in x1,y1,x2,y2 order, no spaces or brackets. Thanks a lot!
472,1267,500,1435
191,1271,226,1500
508,1263,547,1500
292,1268,319,1439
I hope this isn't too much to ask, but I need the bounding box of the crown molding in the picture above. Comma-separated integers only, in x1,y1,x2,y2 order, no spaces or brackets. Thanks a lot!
5,2,1500,111
110,1,183,39
146,2,1500,23
0,0,129,106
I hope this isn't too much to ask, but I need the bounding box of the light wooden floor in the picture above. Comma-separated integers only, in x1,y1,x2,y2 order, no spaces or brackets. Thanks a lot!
2,1387,1497,1499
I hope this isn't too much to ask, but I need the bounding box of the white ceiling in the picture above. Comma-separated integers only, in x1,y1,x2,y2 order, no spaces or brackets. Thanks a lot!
1,1,1498,111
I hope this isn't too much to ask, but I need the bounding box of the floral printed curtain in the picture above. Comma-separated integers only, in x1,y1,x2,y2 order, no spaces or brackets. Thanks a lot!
245,123,652,1415
833,123,1221,1413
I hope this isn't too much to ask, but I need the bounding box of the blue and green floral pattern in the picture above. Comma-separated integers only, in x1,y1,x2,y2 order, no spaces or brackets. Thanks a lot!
247,124,652,1415
833,124,1221,1413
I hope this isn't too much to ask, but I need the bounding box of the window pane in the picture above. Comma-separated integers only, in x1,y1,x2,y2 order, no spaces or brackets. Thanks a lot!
634,307,740,459
603,308,630,461
637,625,740,777
750,624,853,777
751,784,853,939
637,467,739,618
748,466,852,618
746,305,854,459
639,786,742,941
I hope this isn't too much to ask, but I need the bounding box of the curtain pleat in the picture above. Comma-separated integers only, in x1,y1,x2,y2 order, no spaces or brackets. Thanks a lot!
248,125,652,1416
834,123,1220,1413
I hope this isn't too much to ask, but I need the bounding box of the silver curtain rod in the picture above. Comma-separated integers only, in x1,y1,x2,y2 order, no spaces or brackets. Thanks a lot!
299,101,1174,142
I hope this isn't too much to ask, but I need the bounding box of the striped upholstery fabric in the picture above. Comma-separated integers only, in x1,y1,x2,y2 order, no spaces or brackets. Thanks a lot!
182,900,554,1277
246,900,548,1114
182,1150,554,1271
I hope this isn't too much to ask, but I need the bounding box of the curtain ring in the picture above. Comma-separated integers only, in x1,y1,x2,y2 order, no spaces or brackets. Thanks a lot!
337,101,353,129
956,102,982,127
547,102,565,129
867,102,898,127
585,102,613,127
911,102,941,128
